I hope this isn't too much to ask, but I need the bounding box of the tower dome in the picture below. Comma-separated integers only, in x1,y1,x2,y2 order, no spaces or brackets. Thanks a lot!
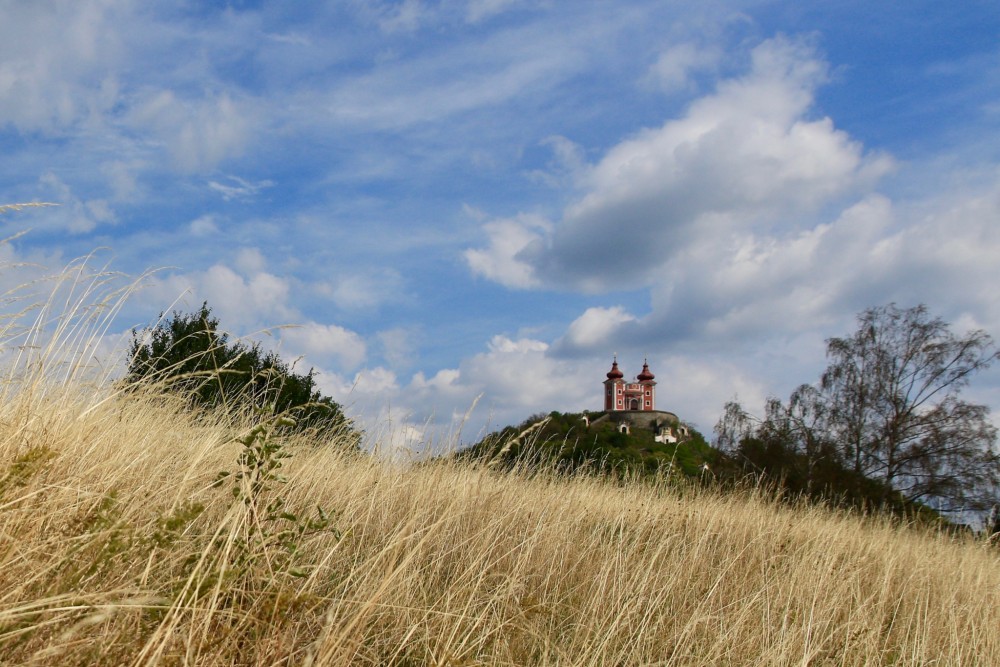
637,359,655,382
606,358,624,380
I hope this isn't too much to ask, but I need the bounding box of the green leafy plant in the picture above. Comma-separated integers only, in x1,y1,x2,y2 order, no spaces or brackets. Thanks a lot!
214,410,341,579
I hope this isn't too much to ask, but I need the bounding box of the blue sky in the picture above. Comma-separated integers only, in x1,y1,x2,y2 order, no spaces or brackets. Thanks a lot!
2,0,1000,451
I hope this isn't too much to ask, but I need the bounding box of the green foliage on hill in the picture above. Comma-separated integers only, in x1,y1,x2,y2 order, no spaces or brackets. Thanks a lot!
126,302,360,446
715,303,1000,519
462,408,951,524
461,410,716,480
709,432,943,520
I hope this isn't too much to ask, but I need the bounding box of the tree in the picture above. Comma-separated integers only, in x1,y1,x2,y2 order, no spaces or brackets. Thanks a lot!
716,304,1000,514
716,392,877,507
126,302,360,445
821,304,999,511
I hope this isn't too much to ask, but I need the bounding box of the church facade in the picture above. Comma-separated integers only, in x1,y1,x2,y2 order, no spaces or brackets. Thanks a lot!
593,357,686,443
603,357,657,412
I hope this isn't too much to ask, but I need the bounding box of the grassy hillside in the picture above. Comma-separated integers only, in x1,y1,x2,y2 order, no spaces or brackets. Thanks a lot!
3,378,1000,665
461,410,717,478
0,272,997,665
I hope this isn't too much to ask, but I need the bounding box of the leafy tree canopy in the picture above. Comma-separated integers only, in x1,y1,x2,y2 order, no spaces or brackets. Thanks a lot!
716,303,1000,516
126,302,360,446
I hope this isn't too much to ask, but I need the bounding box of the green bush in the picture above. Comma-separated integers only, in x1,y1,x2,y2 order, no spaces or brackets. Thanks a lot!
126,302,360,445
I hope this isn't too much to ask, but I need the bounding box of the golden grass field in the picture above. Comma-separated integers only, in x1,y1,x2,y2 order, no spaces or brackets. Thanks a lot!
0,269,998,665
2,382,999,666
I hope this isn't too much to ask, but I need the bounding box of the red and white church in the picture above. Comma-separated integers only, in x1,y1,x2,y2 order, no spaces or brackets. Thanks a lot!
595,356,687,443
603,356,657,412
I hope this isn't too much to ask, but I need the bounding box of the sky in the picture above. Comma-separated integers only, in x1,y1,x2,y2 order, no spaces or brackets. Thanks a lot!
2,0,1000,453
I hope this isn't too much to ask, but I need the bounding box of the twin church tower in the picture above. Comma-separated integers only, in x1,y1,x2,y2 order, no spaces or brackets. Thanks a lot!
603,356,656,412
593,356,684,443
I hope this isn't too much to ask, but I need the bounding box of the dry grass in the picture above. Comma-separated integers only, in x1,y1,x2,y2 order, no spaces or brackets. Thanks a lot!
0,276,998,665
2,384,998,665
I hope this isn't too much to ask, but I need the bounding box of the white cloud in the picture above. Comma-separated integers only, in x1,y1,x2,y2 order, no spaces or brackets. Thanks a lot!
128,90,255,172
644,42,720,93
0,1,124,135
318,19,588,131
527,135,587,188
102,160,143,201
353,366,400,394
375,0,425,33
335,335,772,449
38,172,116,233
464,214,549,288
208,175,276,201
412,368,461,391
235,248,267,274
280,321,368,371
314,268,406,311
145,263,295,331
552,306,638,354
466,0,533,24
403,335,595,433
378,327,416,367
189,215,220,237
651,355,772,431
468,35,893,291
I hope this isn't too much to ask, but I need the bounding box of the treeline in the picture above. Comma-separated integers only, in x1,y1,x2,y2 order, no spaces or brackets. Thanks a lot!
714,304,1000,517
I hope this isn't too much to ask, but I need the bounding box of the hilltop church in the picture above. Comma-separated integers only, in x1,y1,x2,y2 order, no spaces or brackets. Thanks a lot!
603,356,657,411
593,357,688,443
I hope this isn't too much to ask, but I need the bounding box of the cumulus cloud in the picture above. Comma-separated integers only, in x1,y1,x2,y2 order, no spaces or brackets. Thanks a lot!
344,168,1000,447
189,215,220,237
551,306,638,355
467,35,892,292
649,354,773,431
234,248,267,274
145,263,296,331
378,327,417,367
280,322,368,371
464,214,549,288
405,335,596,431
321,334,774,451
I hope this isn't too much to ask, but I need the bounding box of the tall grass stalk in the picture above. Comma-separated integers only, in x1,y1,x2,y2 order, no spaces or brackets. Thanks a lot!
0,268,998,665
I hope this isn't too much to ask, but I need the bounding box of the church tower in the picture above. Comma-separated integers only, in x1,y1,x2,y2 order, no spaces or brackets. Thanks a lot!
603,357,656,412
603,356,625,411
636,359,656,411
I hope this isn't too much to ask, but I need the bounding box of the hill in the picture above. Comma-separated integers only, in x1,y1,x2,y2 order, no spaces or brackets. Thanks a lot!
460,409,718,479
461,409,955,524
